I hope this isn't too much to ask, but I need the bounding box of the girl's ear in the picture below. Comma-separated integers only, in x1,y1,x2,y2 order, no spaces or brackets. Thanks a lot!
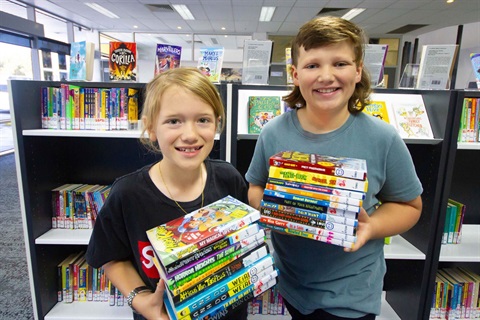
142,116,157,142
355,62,363,83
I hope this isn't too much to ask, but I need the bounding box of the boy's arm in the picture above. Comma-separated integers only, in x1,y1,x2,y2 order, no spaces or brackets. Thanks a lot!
103,260,168,319
248,184,265,210
347,195,422,252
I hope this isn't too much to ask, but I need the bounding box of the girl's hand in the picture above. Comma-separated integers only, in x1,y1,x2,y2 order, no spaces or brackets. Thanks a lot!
344,208,372,253
134,279,169,320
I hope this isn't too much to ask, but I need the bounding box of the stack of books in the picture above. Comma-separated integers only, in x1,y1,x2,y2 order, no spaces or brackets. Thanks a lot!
259,151,368,249
146,195,279,320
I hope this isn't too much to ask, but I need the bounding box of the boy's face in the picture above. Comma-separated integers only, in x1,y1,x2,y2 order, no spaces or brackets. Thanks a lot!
149,85,216,172
292,41,362,114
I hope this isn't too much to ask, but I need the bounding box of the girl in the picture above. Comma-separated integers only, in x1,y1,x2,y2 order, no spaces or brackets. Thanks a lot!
87,67,249,320
246,16,423,319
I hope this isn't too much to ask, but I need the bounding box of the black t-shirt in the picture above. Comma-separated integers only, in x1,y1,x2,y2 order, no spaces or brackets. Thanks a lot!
86,158,248,288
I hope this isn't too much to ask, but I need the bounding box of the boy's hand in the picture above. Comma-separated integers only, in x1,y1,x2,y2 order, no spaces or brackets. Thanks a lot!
344,208,372,253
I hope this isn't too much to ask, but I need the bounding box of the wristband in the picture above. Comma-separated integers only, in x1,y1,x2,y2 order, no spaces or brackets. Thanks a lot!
126,286,153,314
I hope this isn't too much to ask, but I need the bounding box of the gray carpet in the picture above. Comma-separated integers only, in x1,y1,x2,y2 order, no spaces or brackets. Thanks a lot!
0,153,34,319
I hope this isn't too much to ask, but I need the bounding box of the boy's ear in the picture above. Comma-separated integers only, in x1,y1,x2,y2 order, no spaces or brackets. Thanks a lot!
291,65,300,86
355,63,363,83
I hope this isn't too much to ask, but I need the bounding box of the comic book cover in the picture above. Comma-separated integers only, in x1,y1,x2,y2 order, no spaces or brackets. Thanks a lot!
146,195,260,267
109,42,137,81
154,44,182,76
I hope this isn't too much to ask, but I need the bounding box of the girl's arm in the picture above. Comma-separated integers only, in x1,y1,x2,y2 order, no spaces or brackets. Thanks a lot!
103,260,168,320
347,195,422,252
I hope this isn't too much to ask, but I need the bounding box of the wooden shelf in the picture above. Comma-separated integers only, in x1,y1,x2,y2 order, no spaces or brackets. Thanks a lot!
439,225,480,262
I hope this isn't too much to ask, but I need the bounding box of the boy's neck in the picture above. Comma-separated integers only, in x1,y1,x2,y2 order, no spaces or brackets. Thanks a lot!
296,107,350,134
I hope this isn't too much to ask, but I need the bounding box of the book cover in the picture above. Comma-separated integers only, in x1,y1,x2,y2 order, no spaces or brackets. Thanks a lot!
69,41,95,81
197,47,224,83
363,100,391,123
391,99,434,139
248,96,282,134
470,53,480,84
109,41,137,81
269,151,367,181
154,44,182,76
146,195,260,267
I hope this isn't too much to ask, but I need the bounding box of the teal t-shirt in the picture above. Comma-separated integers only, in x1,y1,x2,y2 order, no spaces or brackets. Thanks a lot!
245,109,423,317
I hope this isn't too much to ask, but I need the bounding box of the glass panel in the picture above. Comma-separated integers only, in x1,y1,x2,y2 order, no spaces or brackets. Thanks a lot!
35,9,68,42
0,42,33,154
193,34,251,62
2,0,28,19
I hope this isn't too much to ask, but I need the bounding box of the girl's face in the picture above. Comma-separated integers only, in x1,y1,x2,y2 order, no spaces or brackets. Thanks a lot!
150,85,217,172
292,41,362,115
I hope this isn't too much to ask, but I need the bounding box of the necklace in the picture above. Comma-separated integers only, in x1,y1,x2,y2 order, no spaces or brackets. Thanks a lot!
158,162,204,214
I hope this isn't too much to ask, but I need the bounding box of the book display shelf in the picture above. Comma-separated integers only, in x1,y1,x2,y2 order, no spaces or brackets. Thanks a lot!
437,90,480,276
229,84,463,320
9,79,226,320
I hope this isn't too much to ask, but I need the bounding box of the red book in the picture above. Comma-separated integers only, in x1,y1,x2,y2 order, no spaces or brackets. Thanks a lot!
269,151,367,181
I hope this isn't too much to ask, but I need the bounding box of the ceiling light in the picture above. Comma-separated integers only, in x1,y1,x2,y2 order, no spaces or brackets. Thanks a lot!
341,8,365,20
172,4,195,20
85,3,119,19
259,6,276,22
446,0,455,3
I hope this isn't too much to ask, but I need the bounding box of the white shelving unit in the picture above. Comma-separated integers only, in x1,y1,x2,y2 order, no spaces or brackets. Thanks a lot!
439,225,480,262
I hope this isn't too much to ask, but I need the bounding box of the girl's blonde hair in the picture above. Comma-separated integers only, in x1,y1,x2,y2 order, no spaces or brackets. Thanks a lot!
140,67,225,152
283,16,372,113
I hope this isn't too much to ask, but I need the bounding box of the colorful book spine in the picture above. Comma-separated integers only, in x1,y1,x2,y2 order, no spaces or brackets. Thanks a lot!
259,216,356,243
263,195,358,219
265,182,363,206
167,239,265,291
260,206,356,236
269,151,367,180
260,200,358,227
269,166,368,192
172,233,266,304
170,242,270,296
173,256,275,318
164,224,261,275
268,177,365,200
263,189,360,213
165,230,265,280
263,223,355,249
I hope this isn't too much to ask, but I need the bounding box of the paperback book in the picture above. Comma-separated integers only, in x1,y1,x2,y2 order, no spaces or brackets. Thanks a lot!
363,100,391,124
391,98,434,139
109,41,137,81
197,47,224,83
269,151,367,181
146,195,261,268
69,41,95,81
248,96,282,134
154,44,182,76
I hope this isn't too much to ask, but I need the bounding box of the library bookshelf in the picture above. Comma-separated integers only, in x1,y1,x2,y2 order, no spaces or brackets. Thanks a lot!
10,79,469,320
